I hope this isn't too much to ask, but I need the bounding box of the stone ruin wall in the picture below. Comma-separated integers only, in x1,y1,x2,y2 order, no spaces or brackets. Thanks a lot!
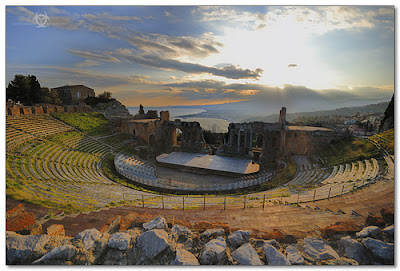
120,120,165,145
6,104,92,116
226,122,283,165
119,114,205,151
164,120,205,150
280,129,345,158
226,120,345,166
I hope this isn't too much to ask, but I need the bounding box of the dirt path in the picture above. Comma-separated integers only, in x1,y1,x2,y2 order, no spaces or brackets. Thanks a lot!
39,177,394,237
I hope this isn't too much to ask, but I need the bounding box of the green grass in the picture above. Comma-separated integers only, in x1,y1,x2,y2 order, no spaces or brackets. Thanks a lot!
52,112,111,136
320,135,380,166
370,129,394,155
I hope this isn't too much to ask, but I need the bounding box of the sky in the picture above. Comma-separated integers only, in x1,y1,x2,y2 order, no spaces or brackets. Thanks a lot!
5,5,395,107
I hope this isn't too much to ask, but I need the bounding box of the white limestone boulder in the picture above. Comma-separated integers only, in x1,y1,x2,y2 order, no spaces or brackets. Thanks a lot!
227,230,251,249
6,234,51,264
75,229,102,250
382,225,394,237
33,244,78,264
135,229,171,261
356,226,380,238
338,236,366,264
303,238,339,261
285,245,305,265
263,243,291,265
200,228,225,241
143,216,168,231
362,237,394,263
108,232,133,251
199,236,227,265
171,224,193,240
170,248,199,265
231,243,263,265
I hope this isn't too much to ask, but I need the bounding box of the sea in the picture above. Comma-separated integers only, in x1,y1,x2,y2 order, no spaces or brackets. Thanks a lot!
127,106,230,133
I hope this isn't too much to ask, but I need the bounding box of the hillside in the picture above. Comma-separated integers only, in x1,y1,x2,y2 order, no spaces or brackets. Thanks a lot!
242,102,389,123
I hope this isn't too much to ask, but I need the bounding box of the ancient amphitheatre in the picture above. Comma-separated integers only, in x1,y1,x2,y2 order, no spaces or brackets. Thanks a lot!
6,96,394,265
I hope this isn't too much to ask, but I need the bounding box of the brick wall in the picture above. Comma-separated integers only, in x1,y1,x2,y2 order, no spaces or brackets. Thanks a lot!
6,105,92,116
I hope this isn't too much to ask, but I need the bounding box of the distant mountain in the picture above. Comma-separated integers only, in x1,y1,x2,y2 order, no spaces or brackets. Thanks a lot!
194,97,391,123
242,101,389,123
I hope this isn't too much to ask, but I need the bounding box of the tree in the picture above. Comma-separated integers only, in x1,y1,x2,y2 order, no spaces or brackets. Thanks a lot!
41,87,61,105
98,91,112,99
6,74,45,105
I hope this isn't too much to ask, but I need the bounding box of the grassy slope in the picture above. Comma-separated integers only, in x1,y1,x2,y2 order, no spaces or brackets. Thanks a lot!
52,112,111,136
370,128,394,155
320,136,380,166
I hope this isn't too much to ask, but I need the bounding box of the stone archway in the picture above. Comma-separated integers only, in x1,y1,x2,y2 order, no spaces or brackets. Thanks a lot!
19,108,24,115
173,128,183,146
7,108,12,116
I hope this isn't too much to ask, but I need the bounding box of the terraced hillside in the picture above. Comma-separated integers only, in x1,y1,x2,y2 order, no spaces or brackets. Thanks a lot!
6,113,391,214
6,114,147,213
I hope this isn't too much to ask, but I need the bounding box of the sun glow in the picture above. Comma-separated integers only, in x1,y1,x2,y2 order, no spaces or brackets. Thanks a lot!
186,12,342,90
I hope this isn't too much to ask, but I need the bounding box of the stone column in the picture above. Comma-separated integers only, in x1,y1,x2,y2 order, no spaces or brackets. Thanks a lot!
237,130,241,148
244,129,248,151
249,130,253,150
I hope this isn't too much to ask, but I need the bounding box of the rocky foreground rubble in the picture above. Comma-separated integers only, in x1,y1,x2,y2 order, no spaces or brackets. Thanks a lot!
6,208,394,265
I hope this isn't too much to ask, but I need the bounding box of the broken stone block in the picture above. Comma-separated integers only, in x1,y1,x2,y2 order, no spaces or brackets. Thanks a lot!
46,224,65,237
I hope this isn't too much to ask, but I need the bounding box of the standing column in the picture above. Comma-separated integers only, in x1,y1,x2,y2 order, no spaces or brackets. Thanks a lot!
237,130,241,148
244,129,248,151
249,130,253,150
229,130,233,146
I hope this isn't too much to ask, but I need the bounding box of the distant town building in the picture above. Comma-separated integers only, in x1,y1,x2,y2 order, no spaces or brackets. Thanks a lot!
344,119,357,125
52,85,95,105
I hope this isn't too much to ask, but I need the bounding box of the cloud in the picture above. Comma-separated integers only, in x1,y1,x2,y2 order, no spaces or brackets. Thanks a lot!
124,32,223,59
192,6,394,34
69,49,121,63
113,51,263,80
82,12,141,22
192,6,267,30
75,59,102,67
158,78,393,104
47,6,70,15
288,64,298,68
48,16,83,30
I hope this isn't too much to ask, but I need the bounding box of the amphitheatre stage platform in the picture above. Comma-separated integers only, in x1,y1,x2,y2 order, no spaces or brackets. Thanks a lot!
156,152,259,176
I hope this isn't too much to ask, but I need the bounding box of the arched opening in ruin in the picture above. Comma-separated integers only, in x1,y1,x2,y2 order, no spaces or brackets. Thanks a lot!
19,108,24,115
31,108,36,114
7,108,12,116
43,107,47,114
253,133,264,150
173,128,183,146
149,134,156,146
